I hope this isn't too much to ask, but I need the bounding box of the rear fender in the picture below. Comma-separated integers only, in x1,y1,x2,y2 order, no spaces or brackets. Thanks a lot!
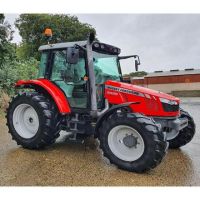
94,102,139,138
15,79,71,114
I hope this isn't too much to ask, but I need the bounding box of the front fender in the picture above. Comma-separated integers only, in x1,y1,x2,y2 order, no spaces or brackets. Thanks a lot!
94,102,139,138
15,79,71,114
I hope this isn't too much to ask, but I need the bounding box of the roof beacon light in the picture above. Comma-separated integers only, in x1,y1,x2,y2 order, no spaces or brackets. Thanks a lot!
44,28,53,44
44,28,52,37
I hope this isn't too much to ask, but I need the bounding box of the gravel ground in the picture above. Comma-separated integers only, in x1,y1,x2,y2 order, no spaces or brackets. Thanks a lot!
0,98,200,186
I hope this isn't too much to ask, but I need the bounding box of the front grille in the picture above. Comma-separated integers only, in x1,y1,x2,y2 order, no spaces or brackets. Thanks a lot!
162,102,179,112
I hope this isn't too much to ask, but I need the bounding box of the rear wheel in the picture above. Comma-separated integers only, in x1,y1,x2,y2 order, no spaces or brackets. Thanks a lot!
6,92,61,149
98,112,168,173
168,109,195,149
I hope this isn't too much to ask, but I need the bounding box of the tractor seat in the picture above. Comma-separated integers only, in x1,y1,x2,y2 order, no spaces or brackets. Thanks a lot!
72,84,87,98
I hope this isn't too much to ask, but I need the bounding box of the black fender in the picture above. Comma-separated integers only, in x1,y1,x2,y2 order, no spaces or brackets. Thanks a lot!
94,102,140,138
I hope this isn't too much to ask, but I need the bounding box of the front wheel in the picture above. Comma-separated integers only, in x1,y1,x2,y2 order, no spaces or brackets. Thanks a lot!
168,109,195,149
98,112,168,173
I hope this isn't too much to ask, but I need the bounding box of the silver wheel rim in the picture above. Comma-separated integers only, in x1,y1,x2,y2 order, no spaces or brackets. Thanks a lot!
13,104,39,139
108,125,145,162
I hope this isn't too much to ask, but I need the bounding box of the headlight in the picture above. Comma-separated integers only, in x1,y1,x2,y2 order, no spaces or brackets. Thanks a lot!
159,98,178,105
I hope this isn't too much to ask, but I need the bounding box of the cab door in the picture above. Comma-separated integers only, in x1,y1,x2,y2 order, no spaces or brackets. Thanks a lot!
50,49,88,109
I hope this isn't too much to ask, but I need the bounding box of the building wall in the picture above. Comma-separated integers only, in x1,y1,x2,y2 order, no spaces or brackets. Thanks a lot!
146,82,200,93
131,79,145,86
131,73,200,96
145,74,200,84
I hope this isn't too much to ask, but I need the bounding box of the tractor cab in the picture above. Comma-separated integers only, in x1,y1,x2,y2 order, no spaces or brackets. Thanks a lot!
38,39,140,112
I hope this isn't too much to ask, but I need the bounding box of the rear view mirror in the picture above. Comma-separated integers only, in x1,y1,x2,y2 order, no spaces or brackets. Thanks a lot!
67,47,79,64
135,60,139,71
134,56,140,72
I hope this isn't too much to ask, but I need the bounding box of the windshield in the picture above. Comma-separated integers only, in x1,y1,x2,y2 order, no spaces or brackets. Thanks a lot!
93,51,121,84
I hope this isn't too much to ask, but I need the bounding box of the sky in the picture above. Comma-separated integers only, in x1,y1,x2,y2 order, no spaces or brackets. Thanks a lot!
4,14,200,74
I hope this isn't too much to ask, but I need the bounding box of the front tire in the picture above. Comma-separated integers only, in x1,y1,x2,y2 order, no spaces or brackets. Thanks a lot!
98,112,168,173
168,109,195,149
6,92,61,149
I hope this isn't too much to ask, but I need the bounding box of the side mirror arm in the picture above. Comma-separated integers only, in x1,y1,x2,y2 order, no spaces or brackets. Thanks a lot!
118,55,140,61
118,55,141,71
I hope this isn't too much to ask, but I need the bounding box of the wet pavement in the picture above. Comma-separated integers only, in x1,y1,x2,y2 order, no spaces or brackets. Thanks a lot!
0,98,200,186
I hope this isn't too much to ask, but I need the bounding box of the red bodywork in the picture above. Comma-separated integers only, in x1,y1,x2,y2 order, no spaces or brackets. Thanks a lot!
16,78,180,117
105,80,180,117
15,79,71,114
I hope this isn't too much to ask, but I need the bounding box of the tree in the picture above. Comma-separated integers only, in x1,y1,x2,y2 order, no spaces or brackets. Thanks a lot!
0,58,38,95
15,14,96,60
0,14,15,67
129,71,148,77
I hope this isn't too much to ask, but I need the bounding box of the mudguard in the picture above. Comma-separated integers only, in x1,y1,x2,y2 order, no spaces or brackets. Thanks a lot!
94,102,140,138
15,79,71,114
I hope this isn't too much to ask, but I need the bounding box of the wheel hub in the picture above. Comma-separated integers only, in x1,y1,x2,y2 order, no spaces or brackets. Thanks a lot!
122,134,138,148
13,104,39,139
108,125,145,162
29,117,33,123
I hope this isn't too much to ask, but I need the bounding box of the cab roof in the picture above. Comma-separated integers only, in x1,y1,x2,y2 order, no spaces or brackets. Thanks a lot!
39,40,121,55
38,40,87,51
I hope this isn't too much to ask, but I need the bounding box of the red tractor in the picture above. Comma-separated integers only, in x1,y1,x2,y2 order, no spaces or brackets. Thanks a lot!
6,32,195,173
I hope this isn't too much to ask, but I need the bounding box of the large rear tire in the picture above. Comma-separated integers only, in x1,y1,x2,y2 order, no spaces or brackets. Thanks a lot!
168,109,195,149
6,92,61,149
98,112,168,173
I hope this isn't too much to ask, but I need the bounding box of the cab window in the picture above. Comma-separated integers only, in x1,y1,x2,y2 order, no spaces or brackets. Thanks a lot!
38,52,48,78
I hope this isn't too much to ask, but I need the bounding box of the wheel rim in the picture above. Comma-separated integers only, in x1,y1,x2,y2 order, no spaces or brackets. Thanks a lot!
13,104,39,139
108,125,145,162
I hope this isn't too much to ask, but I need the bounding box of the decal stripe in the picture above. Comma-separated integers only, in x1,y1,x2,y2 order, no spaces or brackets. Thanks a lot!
105,85,145,97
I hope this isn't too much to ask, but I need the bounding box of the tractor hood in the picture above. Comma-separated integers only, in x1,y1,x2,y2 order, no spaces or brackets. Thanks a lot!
104,80,180,117
105,80,179,101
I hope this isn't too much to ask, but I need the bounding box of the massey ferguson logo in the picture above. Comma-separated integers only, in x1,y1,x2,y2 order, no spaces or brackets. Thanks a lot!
105,85,144,97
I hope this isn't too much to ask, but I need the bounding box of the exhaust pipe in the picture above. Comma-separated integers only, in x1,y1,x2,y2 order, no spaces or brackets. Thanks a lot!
86,33,98,117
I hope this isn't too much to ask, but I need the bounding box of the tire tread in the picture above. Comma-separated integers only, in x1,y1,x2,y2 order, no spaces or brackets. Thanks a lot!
6,91,61,149
98,112,168,173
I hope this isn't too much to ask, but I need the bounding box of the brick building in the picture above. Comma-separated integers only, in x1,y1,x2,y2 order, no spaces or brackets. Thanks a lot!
131,69,200,96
